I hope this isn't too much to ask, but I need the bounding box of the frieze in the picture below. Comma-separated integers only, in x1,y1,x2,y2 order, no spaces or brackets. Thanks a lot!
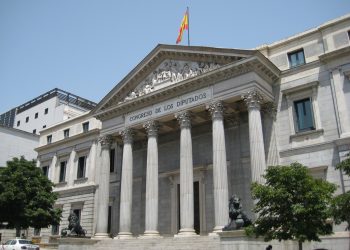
122,60,220,102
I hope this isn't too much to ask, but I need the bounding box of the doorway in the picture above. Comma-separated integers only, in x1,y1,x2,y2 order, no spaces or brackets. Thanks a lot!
177,181,200,234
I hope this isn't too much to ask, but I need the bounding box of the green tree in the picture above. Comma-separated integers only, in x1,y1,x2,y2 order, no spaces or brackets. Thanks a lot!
332,154,350,230
0,157,61,237
246,163,336,250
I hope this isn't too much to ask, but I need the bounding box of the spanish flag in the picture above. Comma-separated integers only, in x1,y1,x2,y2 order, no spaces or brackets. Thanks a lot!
176,9,189,44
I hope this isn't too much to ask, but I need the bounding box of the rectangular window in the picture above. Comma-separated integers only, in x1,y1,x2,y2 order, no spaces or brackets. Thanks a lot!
47,135,52,144
44,108,48,114
63,129,70,138
288,49,305,68
34,228,41,236
73,209,81,222
77,156,86,179
59,161,67,183
82,122,89,133
33,129,36,134
51,224,59,235
294,98,315,132
35,112,38,119
42,166,49,177
17,121,20,127
110,149,115,173
43,125,46,128
348,30,350,40
26,116,29,123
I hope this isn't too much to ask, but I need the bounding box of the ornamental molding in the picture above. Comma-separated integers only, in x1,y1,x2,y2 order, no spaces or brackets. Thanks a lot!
261,102,277,120
98,135,114,148
175,111,192,129
207,101,224,120
122,60,221,103
241,90,264,110
120,128,134,144
143,120,160,137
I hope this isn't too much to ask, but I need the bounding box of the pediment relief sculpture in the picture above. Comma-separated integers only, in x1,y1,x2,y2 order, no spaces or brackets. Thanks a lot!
121,60,221,103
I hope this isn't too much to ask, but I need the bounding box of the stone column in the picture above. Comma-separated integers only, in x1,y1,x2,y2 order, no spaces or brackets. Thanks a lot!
49,154,57,182
67,149,76,186
242,90,267,184
117,128,134,239
332,68,350,137
175,111,196,236
208,101,229,233
142,120,161,238
94,135,113,238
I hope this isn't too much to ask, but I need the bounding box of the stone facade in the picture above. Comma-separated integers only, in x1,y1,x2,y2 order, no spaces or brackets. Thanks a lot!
34,14,350,249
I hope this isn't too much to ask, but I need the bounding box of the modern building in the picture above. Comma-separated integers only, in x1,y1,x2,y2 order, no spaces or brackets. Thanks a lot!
35,14,350,249
0,88,97,135
0,125,39,167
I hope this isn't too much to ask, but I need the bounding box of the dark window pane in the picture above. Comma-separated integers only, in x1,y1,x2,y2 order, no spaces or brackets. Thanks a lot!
64,129,69,138
42,166,49,177
59,161,66,182
47,135,52,144
294,98,314,132
73,209,81,222
77,156,86,179
288,49,305,68
110,149,115,173
82,122,89,133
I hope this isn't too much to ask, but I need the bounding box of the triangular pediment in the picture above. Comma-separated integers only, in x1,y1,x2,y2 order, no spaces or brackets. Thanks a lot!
92,44,265,118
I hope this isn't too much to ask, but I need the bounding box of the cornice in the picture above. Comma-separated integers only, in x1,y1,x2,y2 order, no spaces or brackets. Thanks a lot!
35,128,100,153
319,46,350,62
95,56,280,121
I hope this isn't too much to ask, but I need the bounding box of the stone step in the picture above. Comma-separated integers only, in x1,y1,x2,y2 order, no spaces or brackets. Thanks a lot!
92,236,221,250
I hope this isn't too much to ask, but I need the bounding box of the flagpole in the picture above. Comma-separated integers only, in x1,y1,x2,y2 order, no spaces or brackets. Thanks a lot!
187,6,190,46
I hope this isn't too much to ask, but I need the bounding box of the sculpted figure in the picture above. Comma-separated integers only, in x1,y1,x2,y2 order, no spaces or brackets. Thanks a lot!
61,212,87,237
223,195,252,231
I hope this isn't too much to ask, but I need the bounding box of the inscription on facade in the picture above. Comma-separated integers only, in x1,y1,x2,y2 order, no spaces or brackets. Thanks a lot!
125,88,212,125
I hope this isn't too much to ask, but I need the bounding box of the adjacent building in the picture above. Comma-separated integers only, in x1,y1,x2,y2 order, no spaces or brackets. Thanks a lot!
33,14,350,249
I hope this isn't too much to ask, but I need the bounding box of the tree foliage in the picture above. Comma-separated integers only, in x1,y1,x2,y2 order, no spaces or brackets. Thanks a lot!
246,163,336,250
0,157,61,235
331,154,350,230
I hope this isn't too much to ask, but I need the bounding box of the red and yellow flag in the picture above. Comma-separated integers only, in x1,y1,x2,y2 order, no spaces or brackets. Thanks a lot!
176,9,189,44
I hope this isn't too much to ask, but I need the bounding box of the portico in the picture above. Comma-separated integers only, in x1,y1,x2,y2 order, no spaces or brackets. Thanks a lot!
92,45,280,238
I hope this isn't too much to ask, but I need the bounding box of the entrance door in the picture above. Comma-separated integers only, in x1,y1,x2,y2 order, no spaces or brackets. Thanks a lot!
177,181,200,234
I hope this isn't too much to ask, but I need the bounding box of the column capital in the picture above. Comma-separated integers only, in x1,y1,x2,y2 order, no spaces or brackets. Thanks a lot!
262,102,277,120
207,101,224,120
98,135,114,149
143,120,160,138
241,90,264,110
120,128,134,144
175,111,191,129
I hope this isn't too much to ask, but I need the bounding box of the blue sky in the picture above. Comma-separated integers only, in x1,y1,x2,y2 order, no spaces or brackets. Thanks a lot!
0,0,350,113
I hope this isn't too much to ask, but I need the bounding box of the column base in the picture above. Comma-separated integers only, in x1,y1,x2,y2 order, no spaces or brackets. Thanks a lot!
174,228,198,237
93,233,110,239
208,226,224,236
138,230,162,239
115,232,134,239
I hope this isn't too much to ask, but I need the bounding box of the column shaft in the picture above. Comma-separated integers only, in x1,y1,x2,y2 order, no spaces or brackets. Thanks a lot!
143,121,160,237
242,90,267,184
208,102,229,233
175,111,196,236
117,129,134,239
95,135,113,238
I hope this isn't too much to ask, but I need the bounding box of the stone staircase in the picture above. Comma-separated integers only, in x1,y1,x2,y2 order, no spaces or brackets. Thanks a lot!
96,236,221,250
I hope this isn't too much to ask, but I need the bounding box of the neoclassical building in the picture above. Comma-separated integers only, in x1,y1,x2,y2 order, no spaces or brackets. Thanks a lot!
35,14,350,248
